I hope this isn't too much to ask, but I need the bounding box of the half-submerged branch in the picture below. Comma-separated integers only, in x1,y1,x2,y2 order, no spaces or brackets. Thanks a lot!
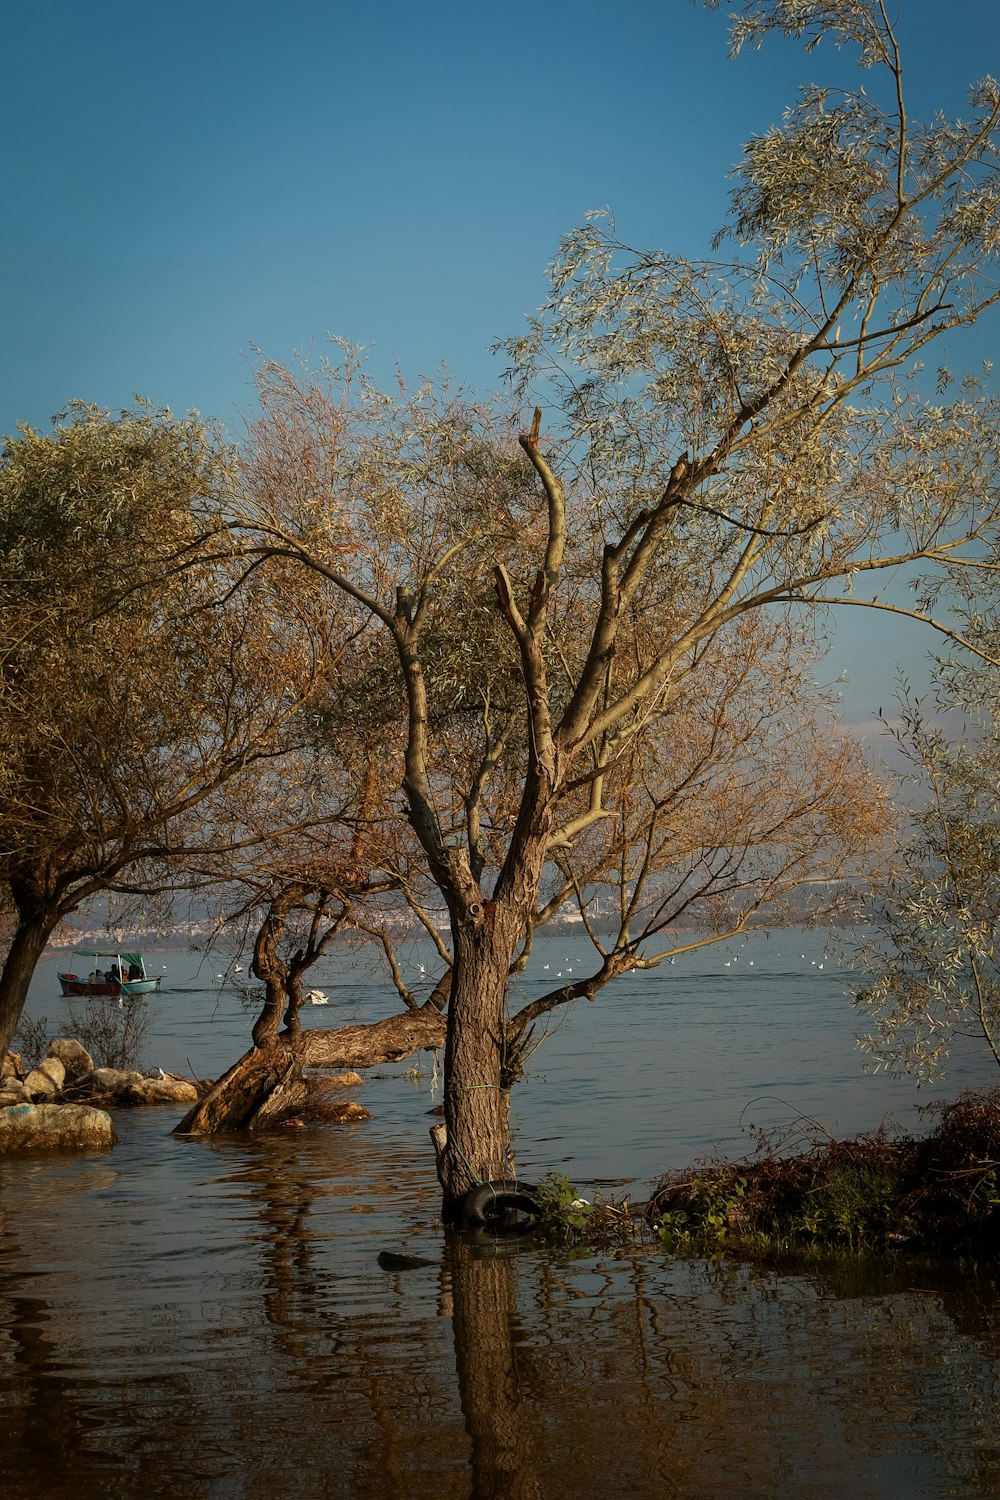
173,1009,446,1136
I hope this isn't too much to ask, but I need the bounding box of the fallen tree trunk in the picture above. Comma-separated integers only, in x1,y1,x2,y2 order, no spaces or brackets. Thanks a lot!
297,1011,446,1069
173,1008,446,1136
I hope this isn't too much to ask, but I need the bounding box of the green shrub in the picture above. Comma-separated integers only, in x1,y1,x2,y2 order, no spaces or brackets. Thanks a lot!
648,1090,1000,1256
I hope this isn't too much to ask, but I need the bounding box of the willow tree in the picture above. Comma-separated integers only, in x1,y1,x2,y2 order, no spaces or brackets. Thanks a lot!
854,547,1000,1082
235,1,1000,1216
0,402,341,1058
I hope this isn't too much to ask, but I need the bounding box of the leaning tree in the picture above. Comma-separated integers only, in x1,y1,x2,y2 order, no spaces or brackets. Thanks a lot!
228,0,1000,1217
0,401,348,1057
173,726,454,1135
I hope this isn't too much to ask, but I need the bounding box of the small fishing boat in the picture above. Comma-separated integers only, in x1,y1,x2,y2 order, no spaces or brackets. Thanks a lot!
57,951,163,998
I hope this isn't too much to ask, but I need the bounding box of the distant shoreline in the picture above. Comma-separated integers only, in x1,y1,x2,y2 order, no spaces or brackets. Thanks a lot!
42,913,857,958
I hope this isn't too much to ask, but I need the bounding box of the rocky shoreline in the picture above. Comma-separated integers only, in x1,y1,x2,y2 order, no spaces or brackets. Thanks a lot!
0,1038,203,1151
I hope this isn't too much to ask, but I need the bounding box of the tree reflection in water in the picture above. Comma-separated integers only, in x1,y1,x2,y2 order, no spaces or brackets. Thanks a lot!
0,1128,999,1499
447,1233,545,1500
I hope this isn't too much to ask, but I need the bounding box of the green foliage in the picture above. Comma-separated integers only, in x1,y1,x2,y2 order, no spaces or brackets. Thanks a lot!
0,395,338,1067
0,402,235,878
0,400,229,643
654,1169,749,1253
854,679,1000,1082
533,1172,595,1236
532,1171,641,1249
649,1091,1000,1255
797,1163,900,1246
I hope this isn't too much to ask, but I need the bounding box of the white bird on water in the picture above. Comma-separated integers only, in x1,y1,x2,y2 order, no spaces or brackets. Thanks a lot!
304,989,329,1005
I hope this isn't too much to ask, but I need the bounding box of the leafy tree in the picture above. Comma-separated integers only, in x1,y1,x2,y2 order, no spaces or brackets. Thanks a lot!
225,0,999,1217
0,401,335,1057
854,664,1000,1081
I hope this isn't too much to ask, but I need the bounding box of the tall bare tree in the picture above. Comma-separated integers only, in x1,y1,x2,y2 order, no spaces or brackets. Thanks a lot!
228,1,999,1215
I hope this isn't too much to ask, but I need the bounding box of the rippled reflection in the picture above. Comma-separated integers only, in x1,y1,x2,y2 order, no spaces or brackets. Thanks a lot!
2,1109,999,1499
5,936,1000,1498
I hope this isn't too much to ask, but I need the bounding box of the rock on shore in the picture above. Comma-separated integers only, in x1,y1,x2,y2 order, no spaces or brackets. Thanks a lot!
0,1038,201,1153
0,1101,114,1152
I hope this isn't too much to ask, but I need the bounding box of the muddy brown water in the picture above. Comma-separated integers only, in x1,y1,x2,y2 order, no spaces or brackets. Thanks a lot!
2,932,998,1499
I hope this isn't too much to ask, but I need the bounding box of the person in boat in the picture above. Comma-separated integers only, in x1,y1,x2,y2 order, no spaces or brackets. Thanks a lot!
127,962,143,981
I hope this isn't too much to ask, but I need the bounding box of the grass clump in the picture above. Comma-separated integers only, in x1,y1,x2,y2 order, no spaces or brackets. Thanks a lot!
646,1088,1000,1256
533,1172,642,1249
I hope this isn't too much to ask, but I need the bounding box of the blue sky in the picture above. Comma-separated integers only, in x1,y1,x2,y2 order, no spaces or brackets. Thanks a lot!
3,0,997,730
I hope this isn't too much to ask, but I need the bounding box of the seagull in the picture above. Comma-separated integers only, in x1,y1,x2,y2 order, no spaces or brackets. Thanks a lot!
304,989,329,1005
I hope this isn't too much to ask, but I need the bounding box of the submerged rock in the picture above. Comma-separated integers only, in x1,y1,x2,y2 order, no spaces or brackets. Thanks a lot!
2,1033,200,1127
87,1067,146,1092
118,1076,199,1105
377,1250,437,1271
64,1067,199,1106
324,1101,372,1122
0,1102,114,1153
324,1070,365,1089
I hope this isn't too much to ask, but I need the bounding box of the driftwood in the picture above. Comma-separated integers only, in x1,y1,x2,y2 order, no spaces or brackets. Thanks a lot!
173,1008,446,1136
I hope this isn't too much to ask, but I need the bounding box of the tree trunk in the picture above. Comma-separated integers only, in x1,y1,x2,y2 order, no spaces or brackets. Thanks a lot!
249,905,290,1048
0,909,58,1058
173,1008,446,1136
435,909,517,1221
448,1234,544,1499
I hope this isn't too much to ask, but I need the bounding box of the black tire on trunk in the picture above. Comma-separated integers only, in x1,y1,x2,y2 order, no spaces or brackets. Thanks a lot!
461,1179,540,1229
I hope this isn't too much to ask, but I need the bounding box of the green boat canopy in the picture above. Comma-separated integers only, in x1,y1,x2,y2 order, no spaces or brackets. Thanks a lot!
70,951,145,965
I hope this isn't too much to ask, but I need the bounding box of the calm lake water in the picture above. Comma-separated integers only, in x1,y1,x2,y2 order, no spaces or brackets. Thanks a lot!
2,929,998,1499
